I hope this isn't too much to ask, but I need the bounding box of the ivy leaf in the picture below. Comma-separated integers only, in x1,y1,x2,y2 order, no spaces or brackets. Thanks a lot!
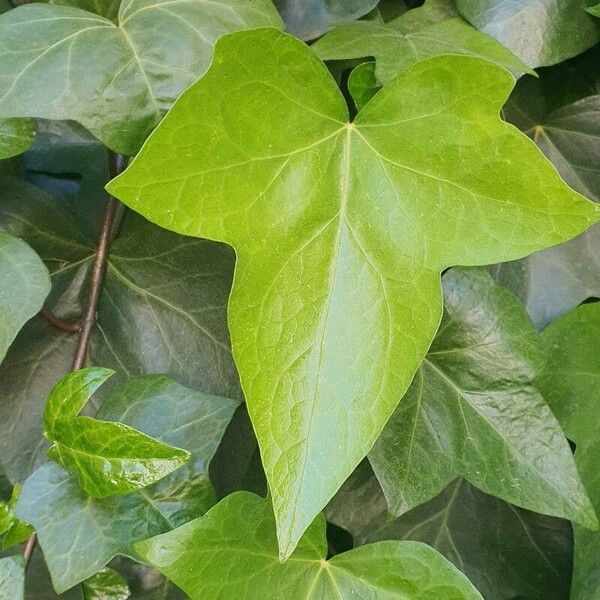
43,368,191,498
456,0,600,67
327,463,573,600
135,491,483,600
538,303,600,600
312,4,531,84
82,568,129,600
274,0,378,39
0,556,24,600
0,232,50,364
0,117,35,160
0,1,282,154
0,173,239,483
16,374,238,592
369,267,596,526
108,27,600,558
0,484,33,549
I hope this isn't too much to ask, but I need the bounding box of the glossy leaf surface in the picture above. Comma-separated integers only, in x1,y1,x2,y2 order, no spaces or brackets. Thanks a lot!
44,368,191,498
456,0,600,67
0,232,50,363
82,568,129,600
312,7,531,84
328,463,573,600
539,303,600,599
17,374,238,591
0,556,24,600
135,491,483,599
0,1,282,153
369,268,595,526
109,27,600,558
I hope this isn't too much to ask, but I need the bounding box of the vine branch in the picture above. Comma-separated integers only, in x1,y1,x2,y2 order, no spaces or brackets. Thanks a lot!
23,152,127,568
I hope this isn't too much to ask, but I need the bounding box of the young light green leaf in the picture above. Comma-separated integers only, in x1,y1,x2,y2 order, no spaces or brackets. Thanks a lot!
17,374,238,592
0,117,35,160
0,1,282,154
347,62,379,112
0,556,24,600
538,303,600,600
0,484,33,550
0,232,50,364
135,491,483,600
369,268,596,527
588,3,600,16
456,0,600,67
82,568,129,600
328,464,573,600
312,11,532,84
274,0,378,39
43,368,191,498
108,27,600,559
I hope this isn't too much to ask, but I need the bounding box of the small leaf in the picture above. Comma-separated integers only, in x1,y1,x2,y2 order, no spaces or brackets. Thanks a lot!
0,117,35,159
347,62,379,112
108,27,599,558
16,375,238,592
43,368,191,498
274,0,378,39
313,6,531,83
82,568,129,600
538,303,600,600
135,491,483,600
0,556,24,600
0,232,50,364
456,0,600,67
588,3,600,16
0,1,282,153
0,484,33,549
369,267,596,527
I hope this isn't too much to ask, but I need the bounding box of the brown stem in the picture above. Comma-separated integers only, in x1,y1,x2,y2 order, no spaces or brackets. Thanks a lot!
23,152,127,568
41,305,81,333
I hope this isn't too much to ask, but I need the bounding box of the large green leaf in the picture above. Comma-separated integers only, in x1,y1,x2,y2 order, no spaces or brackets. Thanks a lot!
43,368,191,498
0,174,239,483
16,374,238,592
135,491,483,599
0,1,282,154
327,463,573,600
369,267,595,525
493,54,600,328
456,0,600,67
312,2,531,84
274,0,378,39
0,117,35,160
0,556,24,600
108,27,599,558
538,303,600,600
0,232,50,363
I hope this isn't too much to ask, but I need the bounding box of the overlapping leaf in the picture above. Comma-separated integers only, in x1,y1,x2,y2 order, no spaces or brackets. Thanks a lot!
0,170,239,483
82,568,129,600
135,491,483,599
369,267,595,526
0,556,24,600
109,27,599,558
456,0,600,67
312,0,531,84
0,484,33,549
48,0,119,20
0,232,50,363
0,117,35,160
0,1,282,153
327,463,573,600
43,368,191,498
538,303,600,599
17,374,238,592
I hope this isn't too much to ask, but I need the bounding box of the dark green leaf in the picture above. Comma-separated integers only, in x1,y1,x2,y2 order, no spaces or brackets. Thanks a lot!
0,232,50,363
328,463,573,600
538,303,600,599
48,0,119,20
369,267,596,527
135,491,483,599
82,568,129,600
0,2,282,153
347,62,379,112
108,28,599,558
456,0,600,67
312,4,531,83
0,555,24,600
17,374,238,591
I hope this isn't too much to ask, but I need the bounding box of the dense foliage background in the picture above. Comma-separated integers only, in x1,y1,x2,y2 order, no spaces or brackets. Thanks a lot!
0,0,599,598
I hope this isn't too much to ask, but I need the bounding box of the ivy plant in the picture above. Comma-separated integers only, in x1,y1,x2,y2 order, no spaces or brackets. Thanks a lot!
0,0,599,598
